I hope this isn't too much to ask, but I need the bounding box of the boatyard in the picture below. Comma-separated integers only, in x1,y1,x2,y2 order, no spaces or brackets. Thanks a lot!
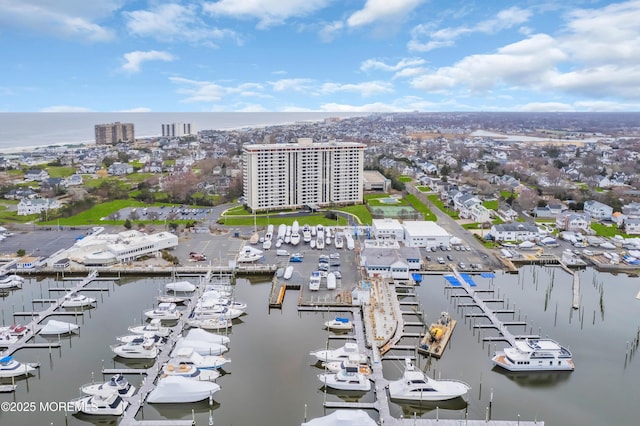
0,223,639,425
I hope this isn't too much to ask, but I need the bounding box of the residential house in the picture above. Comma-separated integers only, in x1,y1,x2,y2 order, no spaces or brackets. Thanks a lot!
622,201,640,219
17,198,61,216
489,223,539,242
4,188,37,200
584,200,613,221
78,163,98,174
108,162,134,176
624,218,640,235
556,212,591,233
469,203,492,223
65,174,84,186
24,169,49,182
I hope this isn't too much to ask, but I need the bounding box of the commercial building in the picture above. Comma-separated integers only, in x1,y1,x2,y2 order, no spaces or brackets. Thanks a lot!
95,122,135,145
243,138,365,211
371,218,404,240
402,221,450,248
363,170,391,192
162,123,192,138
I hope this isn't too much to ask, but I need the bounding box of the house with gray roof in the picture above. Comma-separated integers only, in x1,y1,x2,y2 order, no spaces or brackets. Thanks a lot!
489,223,539,242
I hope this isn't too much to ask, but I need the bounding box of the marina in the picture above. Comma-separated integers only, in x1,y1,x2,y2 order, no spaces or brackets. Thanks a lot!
0,227,638,425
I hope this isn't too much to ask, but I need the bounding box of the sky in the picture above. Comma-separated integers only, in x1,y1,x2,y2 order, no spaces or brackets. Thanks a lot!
1,0,640,113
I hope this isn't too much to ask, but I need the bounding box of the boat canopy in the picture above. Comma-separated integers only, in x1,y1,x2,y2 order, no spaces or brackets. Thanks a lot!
0,356,13,363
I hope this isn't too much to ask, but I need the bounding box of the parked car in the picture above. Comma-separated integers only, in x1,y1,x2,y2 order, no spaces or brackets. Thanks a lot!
447,254,454,261
437,257,445,264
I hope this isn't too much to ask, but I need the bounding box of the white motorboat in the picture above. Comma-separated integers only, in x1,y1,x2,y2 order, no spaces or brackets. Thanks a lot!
310,240,316,249
170,347,230,370
192,304,244,321
310,342,367,364
388,358,470,401
301,409,377,426
309,271,321,291
166,280,196,293
324,317,353,331
198,295,247,311
302,225,312,243
318,368,371,391
316,232,325,250
0,324,28,336
157,294,188,304
321,355,371,376
291,220,300,245
0,332,19,345
326,272,336,290
111,337,159,359
161,362,220,381
128,318,172,337
492,338,575,372
183,328,230,346
61,293,96,308
81,374,136,398
334,234,344,249
145,302,181,321
117,332,165,345
72,388,128,416
187,317,233,330
237,246,264,263
326,236,331,246
39,319,80,335
284,266,294,280
0,355,37,378
0,277,22,289
262,239,272,250
147,376,221,403
172,337,228,356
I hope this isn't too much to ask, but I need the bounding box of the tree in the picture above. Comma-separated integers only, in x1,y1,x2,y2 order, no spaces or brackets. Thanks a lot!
124,219,132,230
16,249,26,257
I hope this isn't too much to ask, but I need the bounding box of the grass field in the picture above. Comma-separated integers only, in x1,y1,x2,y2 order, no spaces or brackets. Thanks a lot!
416,186,431,192
39,200,148,226
46,166,77,178
427,194,459,219
398,175,412,182
335,204,371,225
405,193,436,221
482,200,499,210
591,223,630,238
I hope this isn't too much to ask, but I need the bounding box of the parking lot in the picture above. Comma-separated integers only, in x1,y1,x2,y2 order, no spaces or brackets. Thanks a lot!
421,243,491,272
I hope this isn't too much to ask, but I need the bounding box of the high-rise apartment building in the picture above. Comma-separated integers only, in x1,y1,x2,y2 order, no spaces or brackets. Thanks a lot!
243,138,365,212
94,122,135,145
162,123,192,137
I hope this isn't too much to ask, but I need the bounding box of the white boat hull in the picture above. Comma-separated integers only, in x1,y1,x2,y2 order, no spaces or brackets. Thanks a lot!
147,376,220,403
318,372,371,391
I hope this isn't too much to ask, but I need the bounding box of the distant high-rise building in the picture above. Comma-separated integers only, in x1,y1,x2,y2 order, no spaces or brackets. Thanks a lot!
243,138,365,212
95,122,135,145
162,123,192,137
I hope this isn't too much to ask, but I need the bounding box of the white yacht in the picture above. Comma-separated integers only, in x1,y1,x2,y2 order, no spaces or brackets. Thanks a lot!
324,317,353,331
72,389,128,416
187,317,233,331
310,342,367,364
0,276,22,289
318,367,371,391
128,318,172,337
81,374,136,398
147,376,221,403
111,337,159,359
316,231,325,250
117,332,165,345
161,362,220,381
144,302,181,321
61,293,96,308
0,355,37,378
309,271,321,291
321,355,371,376
492,338,575,371
262,239,272,250
191,304,244,320
198,295,247,311
326,272,336,290
334,234,344,249
388,358,470,401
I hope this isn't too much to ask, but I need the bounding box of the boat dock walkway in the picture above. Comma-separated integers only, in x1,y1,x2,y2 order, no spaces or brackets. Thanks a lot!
0,270,100,359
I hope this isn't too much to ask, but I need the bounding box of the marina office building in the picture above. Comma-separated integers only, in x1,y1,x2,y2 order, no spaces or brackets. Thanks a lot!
242,138,365,212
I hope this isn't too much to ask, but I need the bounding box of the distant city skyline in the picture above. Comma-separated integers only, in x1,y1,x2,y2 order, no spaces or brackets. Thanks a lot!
1,1,640,113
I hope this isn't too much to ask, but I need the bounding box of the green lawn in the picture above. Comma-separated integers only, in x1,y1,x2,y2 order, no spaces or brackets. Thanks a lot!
0,204,38,223
416,186,431,192
363,193,390,202
335,204,371,225
398,175,412,182
46,166,77,178
39,200,149,226
591,223,630,238
499,190,515,199
482,200,499,210
405,193,436,221
427,194,459,219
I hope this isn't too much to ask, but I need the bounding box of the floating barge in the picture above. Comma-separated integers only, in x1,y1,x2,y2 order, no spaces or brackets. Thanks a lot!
417,312,456,358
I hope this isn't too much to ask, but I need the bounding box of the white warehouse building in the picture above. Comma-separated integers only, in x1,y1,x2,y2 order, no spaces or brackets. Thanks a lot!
371,218,404,240
402,221,450,248
243,138,365,212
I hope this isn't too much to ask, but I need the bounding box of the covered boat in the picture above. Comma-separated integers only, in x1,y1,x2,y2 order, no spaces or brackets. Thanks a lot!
183,328,230,345
147,376,221,403
172,337,228,356
310,342,367,364
39,319,80,335
166,280,196,293
301,410,377,426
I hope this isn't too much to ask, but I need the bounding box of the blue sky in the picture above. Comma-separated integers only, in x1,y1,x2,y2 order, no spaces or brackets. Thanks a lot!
2,0,640,112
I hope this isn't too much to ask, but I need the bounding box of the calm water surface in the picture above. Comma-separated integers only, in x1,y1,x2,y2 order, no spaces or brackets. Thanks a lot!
0,266,638,426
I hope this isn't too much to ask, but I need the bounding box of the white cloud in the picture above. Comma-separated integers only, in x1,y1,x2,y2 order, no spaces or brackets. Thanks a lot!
411,34,567,92
117,107,153,112
269,78,315,92
409,6,531,52
320,102,401,112
125,3,238,44
203,0,332,28
347,0,425,28
392,67,427,80
0,0,117,41
573,100,640,112
320,81,393,97
360,57,426,72
39,105,93,112
170,77,268,103
319,21,344,42
516,102,574,112
122,51,175,73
